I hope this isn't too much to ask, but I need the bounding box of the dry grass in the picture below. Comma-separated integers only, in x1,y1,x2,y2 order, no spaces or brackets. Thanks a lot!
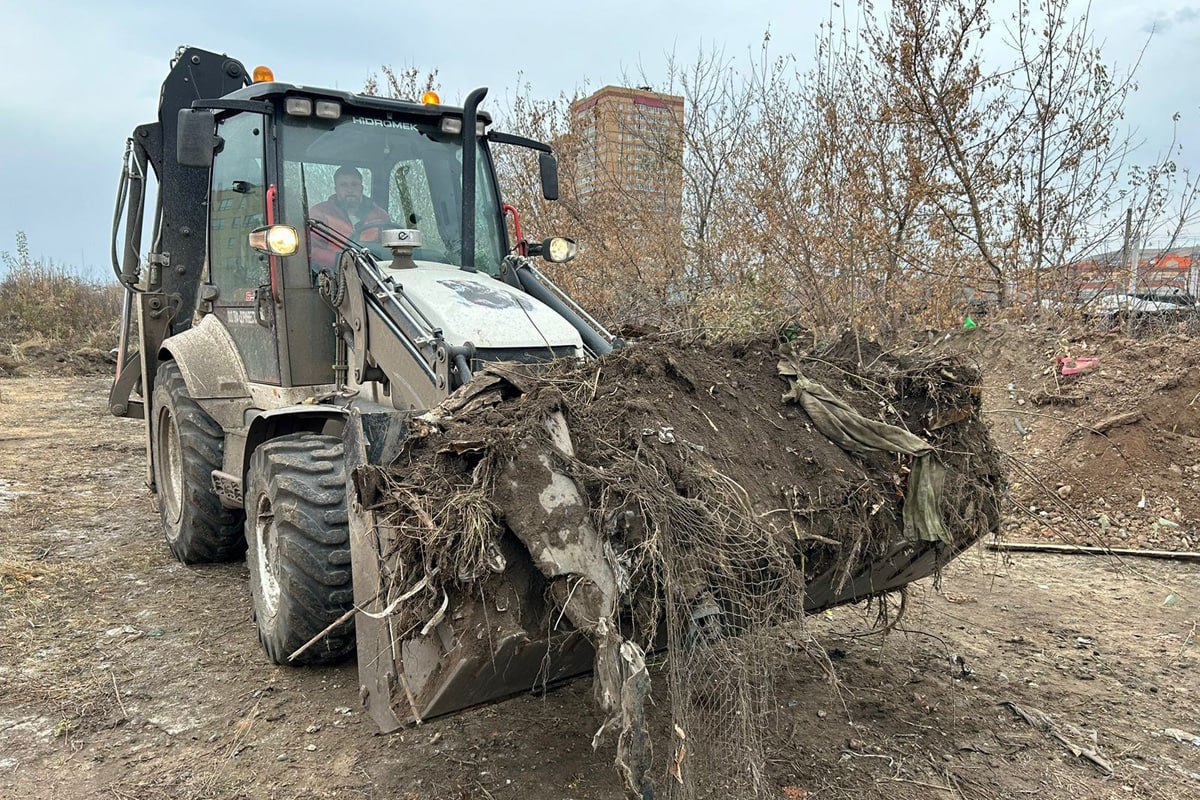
0,233,121,372
0,550,124,738
0,556,53,594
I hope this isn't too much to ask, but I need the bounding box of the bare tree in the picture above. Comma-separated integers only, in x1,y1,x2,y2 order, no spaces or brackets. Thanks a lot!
363,66,439,100
369,0,1196,337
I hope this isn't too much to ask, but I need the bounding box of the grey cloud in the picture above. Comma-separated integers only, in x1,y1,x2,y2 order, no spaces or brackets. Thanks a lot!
1142,5,1200,34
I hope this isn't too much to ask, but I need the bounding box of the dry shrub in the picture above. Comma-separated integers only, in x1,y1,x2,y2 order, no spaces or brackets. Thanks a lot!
0,232,122,370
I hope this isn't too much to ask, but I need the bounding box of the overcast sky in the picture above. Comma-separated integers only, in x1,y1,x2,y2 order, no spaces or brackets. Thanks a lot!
2,1,1198,278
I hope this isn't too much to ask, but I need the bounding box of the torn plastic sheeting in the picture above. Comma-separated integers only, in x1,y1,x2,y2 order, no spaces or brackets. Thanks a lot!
590,638,652,800
493,410,652,799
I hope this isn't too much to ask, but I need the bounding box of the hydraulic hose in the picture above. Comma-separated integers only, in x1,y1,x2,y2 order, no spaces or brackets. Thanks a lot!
112,139,148,290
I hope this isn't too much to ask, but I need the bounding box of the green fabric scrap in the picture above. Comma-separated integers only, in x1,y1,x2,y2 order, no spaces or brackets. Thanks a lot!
901,454,949,545
779,362,952,546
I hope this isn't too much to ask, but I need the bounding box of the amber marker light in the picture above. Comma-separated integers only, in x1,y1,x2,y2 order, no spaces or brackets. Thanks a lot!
253,65,275,83
421,91,441,105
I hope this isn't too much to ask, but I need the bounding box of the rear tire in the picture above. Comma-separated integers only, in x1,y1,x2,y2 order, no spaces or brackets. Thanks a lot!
245,433,355,665
151,360,244,563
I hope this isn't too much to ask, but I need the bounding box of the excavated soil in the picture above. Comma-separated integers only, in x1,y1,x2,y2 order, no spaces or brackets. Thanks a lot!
378,336,1001,605
368,335,1004,796
1,327,1198,799
925,321,1200,552
0,342,114,378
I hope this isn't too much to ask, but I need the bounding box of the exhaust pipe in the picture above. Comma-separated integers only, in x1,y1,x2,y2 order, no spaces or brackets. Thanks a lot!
461,87,487,271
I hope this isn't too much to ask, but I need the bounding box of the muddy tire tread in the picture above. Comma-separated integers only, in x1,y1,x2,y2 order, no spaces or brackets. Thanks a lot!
152,361,244,563
246,433,355,665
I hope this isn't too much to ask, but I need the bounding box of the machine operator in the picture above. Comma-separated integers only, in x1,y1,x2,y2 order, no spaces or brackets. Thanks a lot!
307,165,391,271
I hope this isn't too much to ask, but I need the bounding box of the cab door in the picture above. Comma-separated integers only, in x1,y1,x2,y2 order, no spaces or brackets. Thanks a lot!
207,112,281,384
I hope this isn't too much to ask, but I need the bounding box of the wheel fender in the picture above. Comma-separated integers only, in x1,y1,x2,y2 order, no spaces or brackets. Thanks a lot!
159,315,250,400
243,406,348,484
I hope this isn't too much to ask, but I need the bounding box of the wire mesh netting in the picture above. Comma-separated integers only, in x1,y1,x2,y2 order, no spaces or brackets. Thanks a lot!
363,334,1004,798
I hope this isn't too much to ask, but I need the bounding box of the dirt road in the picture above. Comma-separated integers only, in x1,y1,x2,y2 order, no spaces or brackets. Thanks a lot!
2,376,1198,799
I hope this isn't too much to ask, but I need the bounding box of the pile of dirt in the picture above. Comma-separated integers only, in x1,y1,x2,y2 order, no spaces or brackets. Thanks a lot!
376,334,1004,615
0,338,115,377
362,334,1004,798
928,321,1200,552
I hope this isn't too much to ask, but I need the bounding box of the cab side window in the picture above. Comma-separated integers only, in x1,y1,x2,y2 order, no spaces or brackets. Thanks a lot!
209,115,266,302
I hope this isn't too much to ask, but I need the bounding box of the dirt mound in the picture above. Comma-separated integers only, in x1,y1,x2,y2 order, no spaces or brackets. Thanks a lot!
0,337,115,377
363,334,1004,797
928,321,1200,551
379,334,1003,606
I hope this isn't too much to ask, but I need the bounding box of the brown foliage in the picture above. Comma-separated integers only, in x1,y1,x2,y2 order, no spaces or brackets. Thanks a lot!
0,232,121,373
386,1,1199,339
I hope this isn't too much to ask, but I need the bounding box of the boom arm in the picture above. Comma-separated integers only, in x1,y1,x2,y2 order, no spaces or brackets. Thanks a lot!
109,47,249,420
310,223,458,407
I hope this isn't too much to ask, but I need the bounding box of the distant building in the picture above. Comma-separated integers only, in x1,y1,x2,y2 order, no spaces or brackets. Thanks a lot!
1065,246,1200,299
568,85,685,223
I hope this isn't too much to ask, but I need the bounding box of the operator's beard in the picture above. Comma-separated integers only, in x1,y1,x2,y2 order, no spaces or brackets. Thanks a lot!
337,196,366,221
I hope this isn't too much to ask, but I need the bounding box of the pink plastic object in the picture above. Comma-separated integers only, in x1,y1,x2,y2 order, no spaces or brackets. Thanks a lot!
1056,356,1099,377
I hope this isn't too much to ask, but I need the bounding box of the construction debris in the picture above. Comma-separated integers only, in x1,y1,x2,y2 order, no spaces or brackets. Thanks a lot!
1164,728,1200,747
363,333,1004,798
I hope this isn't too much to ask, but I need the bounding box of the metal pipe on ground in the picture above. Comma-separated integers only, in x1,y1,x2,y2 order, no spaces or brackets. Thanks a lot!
986,541,1200,562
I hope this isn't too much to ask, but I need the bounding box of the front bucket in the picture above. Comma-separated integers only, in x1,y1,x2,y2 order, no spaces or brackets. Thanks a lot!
343,404,974,734
344,409,596,732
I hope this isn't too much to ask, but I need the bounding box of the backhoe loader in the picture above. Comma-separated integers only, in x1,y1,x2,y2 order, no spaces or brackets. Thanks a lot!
108,47,995,743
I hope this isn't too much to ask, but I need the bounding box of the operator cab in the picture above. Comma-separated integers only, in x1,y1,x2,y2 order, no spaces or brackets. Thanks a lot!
279,102,507,276
178,76,582,391
209,80,508,277
182,82,505,385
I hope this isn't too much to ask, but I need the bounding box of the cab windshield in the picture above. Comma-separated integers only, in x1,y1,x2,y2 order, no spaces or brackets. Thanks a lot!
279,113,507,274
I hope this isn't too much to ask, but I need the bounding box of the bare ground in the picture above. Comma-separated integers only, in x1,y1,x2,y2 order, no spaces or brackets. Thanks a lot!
2,375,1198,799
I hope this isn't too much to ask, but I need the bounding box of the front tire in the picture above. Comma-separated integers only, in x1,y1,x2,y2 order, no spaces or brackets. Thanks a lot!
245,433,355,665
151,360,244,563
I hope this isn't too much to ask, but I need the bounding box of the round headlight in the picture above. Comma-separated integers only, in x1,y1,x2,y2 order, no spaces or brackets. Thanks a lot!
266,226,299,256
545,237,578,263
248,225,299,256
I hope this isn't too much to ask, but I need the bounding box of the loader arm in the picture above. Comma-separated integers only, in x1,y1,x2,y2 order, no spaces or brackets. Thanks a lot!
310,226,459,408
310,221,615,407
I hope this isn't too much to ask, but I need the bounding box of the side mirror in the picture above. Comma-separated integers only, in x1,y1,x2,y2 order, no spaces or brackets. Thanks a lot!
538,152,559,201
177,109,221,167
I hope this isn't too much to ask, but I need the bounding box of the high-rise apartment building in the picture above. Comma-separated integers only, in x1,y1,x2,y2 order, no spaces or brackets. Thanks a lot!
568,85,685,221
